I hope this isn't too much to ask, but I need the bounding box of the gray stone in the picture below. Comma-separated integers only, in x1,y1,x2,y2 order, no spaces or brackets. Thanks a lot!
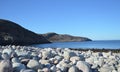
54,55,63,61
11,52,18,58
13,62,26,72
12,57,20,63
0,60,13,72
50,65,57,72
85,57,94,65
68,66,79,72
2,53,10,60
2,48,14,56
91,64,98,69
15,49,30,57
53,59,59,64
56,60,71,72
112,70,117,72
118,67,120,72
63,50,76,60
27,59,42,71
98,57,104,67
20,69,35,72
37,69,43,72
42,50,52,59
70,56,80,64
42,68,50,72
76,61,91,72
21,59,30,65
39,59,49,64
31,52,38,57
99,67,113,72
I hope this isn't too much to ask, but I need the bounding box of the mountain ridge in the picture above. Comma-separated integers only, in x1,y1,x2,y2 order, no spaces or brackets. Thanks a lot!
0,19,50,45
41,32,92,42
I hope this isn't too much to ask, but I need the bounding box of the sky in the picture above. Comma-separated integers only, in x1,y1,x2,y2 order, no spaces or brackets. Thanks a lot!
0,0,120,40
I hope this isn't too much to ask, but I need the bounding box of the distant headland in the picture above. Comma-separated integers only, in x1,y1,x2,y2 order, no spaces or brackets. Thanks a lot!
41,32,92,42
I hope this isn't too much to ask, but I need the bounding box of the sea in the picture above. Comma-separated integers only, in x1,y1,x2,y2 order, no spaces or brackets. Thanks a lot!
33,40,120,49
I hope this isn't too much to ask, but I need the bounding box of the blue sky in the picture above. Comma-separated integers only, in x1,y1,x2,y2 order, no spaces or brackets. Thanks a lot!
0,0,120,40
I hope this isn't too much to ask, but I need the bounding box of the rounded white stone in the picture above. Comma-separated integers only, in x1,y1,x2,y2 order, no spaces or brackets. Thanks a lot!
27,59,41,71
0,60,13,72
68,66,79,72
76,61,91,72
13,63,26,72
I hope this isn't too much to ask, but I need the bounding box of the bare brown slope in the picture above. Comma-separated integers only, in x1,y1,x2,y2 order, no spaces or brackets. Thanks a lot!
42,32,92,42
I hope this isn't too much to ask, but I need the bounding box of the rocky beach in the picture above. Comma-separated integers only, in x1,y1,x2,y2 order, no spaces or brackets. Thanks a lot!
0,45,120,72
1,0,120,72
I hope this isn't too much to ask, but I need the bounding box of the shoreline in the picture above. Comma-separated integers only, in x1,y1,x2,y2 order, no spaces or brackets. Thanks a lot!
69,48,120,53
1,45,120,53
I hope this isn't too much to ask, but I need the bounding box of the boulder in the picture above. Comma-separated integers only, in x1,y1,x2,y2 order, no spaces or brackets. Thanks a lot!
99,67,113,72
41,50,52,59
85,57,94,65
76,61,91,72
2,53,10,60
68,66,79,72
42,68,50,72
12,57,26,72
54,55,63,61
12,57,20,63
50,65,57,72
27,59,42,71
2,48,14,57
70,56,80,64
15,49,30,57
21,59,30,65
118,67,120,72
63,50,76,60
39,59,49,64
13,63,26,72
56,60,71,72
0,60,13,72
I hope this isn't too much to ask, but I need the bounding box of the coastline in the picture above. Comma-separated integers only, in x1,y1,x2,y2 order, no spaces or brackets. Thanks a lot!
33,40,120,49
69,48,120,53
0,45,120,72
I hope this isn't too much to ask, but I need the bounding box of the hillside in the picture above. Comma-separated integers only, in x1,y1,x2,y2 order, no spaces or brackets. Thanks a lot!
42,32,92,42
0,19,50,45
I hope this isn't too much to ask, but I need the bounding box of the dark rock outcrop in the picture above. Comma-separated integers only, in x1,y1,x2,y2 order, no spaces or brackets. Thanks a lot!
42,32,92,42
0,19,50,45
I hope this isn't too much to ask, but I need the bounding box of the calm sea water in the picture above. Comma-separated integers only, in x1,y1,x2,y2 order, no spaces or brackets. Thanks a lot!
33,40,120,49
